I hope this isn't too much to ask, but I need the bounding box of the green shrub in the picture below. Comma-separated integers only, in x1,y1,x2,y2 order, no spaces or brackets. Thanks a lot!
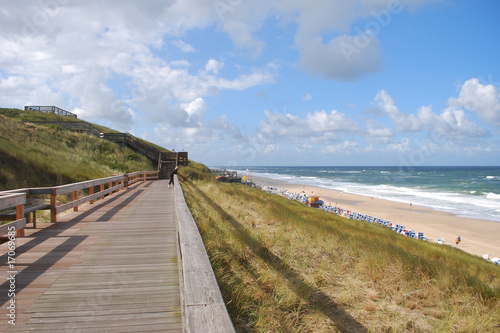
0,108,21,118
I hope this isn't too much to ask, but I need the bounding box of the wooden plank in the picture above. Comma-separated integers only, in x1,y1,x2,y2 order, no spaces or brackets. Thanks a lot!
0,180,182,332
0,218,26,235
0,193,26,210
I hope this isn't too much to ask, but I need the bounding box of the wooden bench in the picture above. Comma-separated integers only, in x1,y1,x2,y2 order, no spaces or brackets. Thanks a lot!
0,204,50,228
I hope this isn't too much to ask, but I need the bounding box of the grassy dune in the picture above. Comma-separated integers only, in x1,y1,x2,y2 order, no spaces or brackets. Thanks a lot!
0,109,155,190
179,163,500,332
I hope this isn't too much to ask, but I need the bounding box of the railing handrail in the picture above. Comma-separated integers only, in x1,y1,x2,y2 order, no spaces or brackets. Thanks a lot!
173,175,236,332
52,174,126,195
0,171,159,230
0,193,26,211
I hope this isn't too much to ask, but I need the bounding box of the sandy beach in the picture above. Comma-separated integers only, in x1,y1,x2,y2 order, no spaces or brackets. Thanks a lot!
250,175,500,259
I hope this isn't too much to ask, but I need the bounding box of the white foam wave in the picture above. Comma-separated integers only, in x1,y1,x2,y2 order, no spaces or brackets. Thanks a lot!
232,168,500,222
486,193,500,200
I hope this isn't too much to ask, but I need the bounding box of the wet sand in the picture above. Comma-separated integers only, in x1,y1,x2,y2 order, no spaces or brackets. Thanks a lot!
250,175,500,259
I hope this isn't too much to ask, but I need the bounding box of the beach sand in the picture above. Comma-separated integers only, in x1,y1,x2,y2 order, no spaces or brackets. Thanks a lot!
249,175,500,259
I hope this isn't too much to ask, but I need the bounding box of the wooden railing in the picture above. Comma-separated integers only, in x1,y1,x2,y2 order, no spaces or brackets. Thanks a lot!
25,105,78,118
0,193,26,237
0,171,158,236
173,175,236,332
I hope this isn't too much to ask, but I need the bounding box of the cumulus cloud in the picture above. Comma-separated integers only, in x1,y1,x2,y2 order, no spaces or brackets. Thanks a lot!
365,121,394,143
257,109,360,144
448,78,500,126
374,88,486,139
417,105,485,137
213,0,438,80
204,59,224,75
0,1,277,132
374,90,421,132
180,97,208,127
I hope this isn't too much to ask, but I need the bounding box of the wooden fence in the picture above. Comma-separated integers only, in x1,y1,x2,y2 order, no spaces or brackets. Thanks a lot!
0,193,26,237
0,171,158,237
173,175,236,332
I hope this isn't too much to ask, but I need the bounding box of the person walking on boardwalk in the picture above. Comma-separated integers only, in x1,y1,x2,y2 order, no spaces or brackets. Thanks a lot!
168,166,178,188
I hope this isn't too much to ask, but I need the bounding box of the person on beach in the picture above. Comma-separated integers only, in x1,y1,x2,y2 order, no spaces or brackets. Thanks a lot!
168,166,178,188
456,235,461,245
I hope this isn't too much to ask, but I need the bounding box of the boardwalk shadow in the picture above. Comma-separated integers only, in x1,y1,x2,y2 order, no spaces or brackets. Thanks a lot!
187,182,368,332
66,187,145,222
0,235,87,308
0,183,146,308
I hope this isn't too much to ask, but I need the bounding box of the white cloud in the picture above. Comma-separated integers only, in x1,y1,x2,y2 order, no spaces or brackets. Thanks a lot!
212,0,439,80
172,40,196,53
418,105,485,138
0,1,277,131
0,75,65,107
365,121,394,143
257,109,360,144
204,59,224,75
180,97,208,127
373,88,486,139
374,90,421,132
448,78,500,126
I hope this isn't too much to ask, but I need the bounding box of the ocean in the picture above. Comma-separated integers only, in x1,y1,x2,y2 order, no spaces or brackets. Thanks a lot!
225,166,500,222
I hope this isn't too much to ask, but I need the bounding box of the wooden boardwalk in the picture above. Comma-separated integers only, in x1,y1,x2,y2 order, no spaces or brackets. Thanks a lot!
0,180,182,332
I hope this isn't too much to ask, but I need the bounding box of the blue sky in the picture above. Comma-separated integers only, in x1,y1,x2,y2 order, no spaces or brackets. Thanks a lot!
1,0,500,167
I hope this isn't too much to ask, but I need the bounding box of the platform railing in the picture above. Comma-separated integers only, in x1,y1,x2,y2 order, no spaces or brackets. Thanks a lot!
0,171,158,236
0,193,26,237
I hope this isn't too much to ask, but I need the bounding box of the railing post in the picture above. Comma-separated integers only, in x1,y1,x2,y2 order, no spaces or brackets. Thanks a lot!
124,174,129,188
16,203,24,237
73,190,78,212
51,190,57,222
100,184,104,199
109,181,112,194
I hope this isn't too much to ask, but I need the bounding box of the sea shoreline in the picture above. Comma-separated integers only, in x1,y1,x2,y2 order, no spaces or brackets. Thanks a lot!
247,173,500,260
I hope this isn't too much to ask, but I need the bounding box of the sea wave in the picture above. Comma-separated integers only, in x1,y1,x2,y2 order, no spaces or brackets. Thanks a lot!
226,166,500,222
486,192,500,200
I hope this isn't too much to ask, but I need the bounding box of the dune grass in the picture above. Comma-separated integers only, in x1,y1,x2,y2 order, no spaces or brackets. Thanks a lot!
179,164,500,332
0,112,155,190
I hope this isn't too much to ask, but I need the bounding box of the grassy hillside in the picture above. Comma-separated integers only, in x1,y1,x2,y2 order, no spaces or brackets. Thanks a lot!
179,164,500,332
0,108,157,190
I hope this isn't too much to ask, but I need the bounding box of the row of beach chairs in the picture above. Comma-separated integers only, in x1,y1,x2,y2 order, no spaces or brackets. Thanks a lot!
319,203,426,240
262,186,426,241
262,185,499,265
